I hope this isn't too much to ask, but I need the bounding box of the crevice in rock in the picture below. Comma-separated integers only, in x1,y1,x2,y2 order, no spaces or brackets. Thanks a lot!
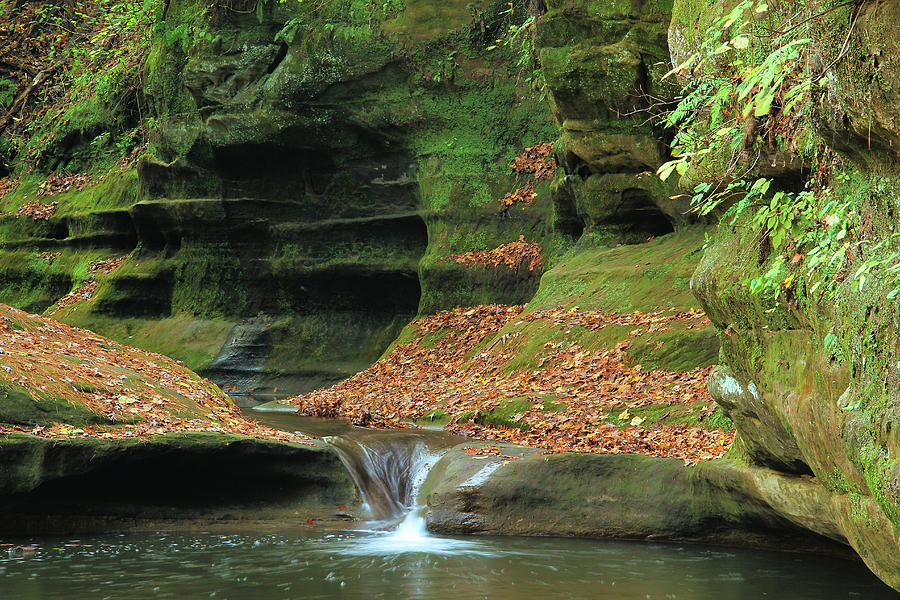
554,174,585,239
266,43,289,75
66,210,138,251
610,188,675,240
564,151,593,182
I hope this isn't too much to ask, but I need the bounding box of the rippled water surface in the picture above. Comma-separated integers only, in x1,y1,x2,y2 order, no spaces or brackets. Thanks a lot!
2,529,897,600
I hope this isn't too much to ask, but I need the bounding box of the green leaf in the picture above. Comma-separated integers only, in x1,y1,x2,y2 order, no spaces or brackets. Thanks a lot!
662,54,698,80
731,36,750,50
657,161,678,182
754,93,774,117
771,230,784,249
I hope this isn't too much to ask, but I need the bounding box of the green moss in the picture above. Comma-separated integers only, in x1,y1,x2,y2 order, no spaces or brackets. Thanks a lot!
722,434,753,464
59,314,233,372
455,410,476,423
380,322,425,358
1,170,143,217
604,400,734,432
416,409,451,427
406,79,556,211
857,443,900,532
669,0,720,52
541,396,566,412
0,382,111,428
822,468,854,494
705,406,735,431
489,229,719,374
382,0,475,43
848,491,879,528
171,243,249,318
530,228,709,313
264,312,413,378
474,398,533,430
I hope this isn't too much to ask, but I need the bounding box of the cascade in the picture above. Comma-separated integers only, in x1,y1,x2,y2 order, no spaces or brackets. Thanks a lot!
324,431,446,537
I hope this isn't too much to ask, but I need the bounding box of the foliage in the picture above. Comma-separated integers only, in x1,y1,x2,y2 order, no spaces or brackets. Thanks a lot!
658,1,900,303
658,0,813,191
0,78,15,109
487,3,545,95
1,0,159,168
273,0,404,44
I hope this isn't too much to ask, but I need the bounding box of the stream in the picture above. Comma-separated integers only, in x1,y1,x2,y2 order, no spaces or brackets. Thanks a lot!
1,407,897,599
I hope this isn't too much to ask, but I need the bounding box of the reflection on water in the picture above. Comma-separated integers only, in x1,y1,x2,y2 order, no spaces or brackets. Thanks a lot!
1,530,896,600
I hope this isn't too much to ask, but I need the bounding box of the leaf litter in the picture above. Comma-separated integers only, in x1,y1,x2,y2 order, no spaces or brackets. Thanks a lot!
499,143,555,213
441,236,543,271
287,304,731,462
0,303,312,445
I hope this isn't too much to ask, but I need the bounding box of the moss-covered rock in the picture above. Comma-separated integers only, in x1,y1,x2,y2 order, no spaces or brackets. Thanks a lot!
0,301,360,533
811,0,900,171
536,0,688,246
677,0,900,589
0,0,559,392
0,432,358,534
424,441,850,554
692,181,900,589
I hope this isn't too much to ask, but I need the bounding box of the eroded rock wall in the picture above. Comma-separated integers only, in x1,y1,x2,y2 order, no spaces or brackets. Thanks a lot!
537,0,689,245
0,0,557,393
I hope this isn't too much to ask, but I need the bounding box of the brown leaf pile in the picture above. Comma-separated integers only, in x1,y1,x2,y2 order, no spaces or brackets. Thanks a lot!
89,255,127,274
287,304,731,462
441,236,543,271
17,200,58,220
37,251,61,264
37,172,92,196
498,143,555,214
510,142,556,180
54,279,99,310
0,177,18,200
522,306,711,334
464,445,503,456
0,304,312,444
51,256,129,312
499,181,537,212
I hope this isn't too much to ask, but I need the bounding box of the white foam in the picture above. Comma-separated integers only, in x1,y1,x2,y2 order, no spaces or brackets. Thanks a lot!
461,461,504,488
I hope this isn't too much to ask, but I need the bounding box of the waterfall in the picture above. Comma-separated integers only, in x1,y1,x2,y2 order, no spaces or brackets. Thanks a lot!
324,431,443,538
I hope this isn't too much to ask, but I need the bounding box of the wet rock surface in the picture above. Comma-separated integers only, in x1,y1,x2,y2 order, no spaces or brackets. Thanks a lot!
424,441,852,556
0,432,359,535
